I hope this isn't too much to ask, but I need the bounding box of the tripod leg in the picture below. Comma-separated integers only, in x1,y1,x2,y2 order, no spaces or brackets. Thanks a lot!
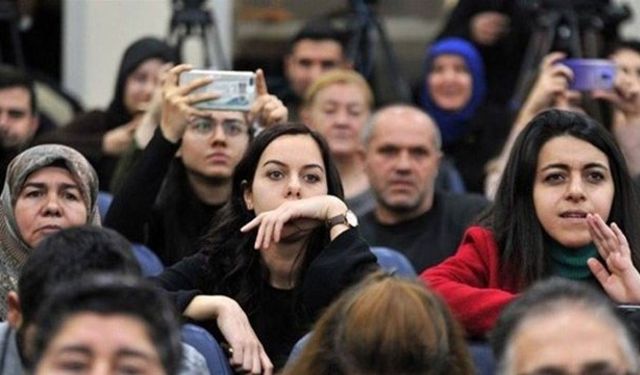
371,16,411,102
168,25,187,64
581,27,604,123
204,22,229,70
9,19,25,68
361,22,376,79
511,19,558,110
196,26,211,68
565,12,583,58
347,21,368,76
581,27,600,58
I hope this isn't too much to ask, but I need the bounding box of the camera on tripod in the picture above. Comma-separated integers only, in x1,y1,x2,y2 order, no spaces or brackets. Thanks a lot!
517,0,631,56
510,0,632,108
168,0,229,69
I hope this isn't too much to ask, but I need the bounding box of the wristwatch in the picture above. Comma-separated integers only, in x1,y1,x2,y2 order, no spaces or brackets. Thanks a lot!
326,210,359,229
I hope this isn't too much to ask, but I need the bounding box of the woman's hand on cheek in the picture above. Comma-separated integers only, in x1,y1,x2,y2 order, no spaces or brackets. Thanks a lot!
586,213,640,303
240,195,347,250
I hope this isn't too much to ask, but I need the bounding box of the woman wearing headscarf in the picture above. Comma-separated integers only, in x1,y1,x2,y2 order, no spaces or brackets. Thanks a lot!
0,144,100,317
35,37,176,190
420,37,512,194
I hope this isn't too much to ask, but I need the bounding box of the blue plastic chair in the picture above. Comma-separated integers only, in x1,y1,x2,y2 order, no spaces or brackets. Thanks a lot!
436,158,466,194
131,244,164,277
370,246,417,278
182,324,234,375
286,332,311,367
97,191,113,222
469,341,496,375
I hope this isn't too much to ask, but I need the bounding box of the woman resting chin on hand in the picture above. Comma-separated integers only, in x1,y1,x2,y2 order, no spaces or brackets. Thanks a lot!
153,124,377,373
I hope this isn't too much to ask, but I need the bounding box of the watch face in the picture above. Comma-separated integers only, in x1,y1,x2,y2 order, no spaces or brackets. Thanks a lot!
345,210,359,227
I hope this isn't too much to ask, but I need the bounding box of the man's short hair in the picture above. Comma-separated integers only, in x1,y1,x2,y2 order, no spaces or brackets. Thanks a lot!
0,64,37,113
18,226,141,326
29,274,182,375
491,278,639,375
362,104,442,150
303,68,374,109
287,18,348,56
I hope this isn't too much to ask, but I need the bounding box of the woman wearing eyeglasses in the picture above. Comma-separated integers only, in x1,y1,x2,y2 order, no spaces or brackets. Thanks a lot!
104,64,287,266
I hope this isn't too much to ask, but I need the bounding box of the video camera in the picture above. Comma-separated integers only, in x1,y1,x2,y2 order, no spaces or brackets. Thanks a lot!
518,0,631,45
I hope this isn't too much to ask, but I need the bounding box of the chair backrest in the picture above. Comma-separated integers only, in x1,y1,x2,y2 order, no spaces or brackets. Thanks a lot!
469,341,496,375
436,157,466,194
182,324,234,375
370,247,417,278
97,191,113,222
131,244,164,277
286,331,311,367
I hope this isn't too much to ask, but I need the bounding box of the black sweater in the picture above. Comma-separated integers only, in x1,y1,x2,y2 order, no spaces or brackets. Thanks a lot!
359,191,488,273
105,129,222,265
153,228,377,369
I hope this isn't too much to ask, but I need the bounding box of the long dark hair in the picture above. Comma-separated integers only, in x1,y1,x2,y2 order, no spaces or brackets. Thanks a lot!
480,109,640,288
200,123,344,313
106,37,176,128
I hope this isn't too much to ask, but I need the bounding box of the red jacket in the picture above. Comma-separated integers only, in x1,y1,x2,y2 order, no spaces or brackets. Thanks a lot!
420,226,519,337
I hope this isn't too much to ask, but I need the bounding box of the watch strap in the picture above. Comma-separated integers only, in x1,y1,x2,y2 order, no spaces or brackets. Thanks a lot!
326,213,348,229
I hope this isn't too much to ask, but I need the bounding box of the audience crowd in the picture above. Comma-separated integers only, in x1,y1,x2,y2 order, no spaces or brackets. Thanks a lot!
2,3,640,374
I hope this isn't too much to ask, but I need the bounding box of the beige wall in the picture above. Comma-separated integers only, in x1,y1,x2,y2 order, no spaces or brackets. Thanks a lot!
619,0,640,39
63,0,232,109
62,0,640,109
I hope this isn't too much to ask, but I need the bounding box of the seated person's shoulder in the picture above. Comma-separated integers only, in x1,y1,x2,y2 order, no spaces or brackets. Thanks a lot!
437,191,489,227
439,190,489,210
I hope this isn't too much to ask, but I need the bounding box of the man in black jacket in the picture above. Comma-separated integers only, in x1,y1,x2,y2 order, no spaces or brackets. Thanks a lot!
359,105,488,273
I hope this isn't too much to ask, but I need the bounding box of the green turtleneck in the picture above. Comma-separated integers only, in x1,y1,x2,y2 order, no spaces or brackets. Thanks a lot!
547,239,598,281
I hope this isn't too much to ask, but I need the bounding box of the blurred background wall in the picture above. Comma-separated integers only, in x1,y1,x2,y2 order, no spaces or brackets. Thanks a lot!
32,0,640,110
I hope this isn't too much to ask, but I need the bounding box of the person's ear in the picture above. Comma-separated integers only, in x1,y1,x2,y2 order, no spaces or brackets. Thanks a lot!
284,55,293,78
29,115,39,139
7,292,23,328
300,106,311,126
242,180,253,210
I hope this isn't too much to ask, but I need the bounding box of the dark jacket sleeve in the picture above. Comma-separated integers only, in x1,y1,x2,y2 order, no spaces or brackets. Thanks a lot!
104,128,178,245
109,142,145,193
151,252,208,312
301,228,378,318
436,0,477,40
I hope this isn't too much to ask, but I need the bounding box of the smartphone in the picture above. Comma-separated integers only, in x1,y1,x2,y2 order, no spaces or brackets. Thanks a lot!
562,59,616,91
179,69,256,111
618,304,640,313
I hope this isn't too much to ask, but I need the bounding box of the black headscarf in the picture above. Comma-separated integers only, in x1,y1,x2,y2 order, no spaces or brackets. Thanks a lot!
105,37,177,128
